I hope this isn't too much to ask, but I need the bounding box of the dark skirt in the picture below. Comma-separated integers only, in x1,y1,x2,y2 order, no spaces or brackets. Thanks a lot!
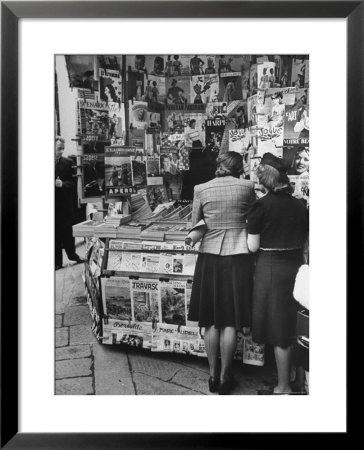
252,249,302,348
188,253,253,329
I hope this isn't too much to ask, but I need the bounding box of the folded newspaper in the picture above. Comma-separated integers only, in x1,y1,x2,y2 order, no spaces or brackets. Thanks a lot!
185,219,206,247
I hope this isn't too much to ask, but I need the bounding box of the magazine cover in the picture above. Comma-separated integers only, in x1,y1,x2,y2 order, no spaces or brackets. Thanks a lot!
188,55,215,75
97,55,121,72
127,69,145,101
226,100,248,129
247,94,259,127
250,156,262,185
205,117,226,154
257,61,276,89
144,75,166,104
283,146,310,177
103,319,153,349
107,102,126,141
129,100,148,129
249,63,258,94
206,102,228,119
104,146,135,197
146,156,163,185
160,279,187,325
228,128,251,155
304,59,309,86
165,77,190,106
257,125,284,156
143,55,165,76
288,174,310,207
168,55,190,77
283,103,310,146
131,278,162,323
173,326,203,355
241,55,251,98
146,185,169,208
165,110,185,133
78,99,110,141
291,57,307,88
185,280,196,327
183,112,206,146
190,74,219,104
242,334,265,366
99,68,122,103
65,55,97,89
216,55,244,75
151,323,179,352
81,153,105,198
126,55,148,74
160,146,179,175
101,277,132,321
147,111,162,129
219,72,243,102
131,156,147,187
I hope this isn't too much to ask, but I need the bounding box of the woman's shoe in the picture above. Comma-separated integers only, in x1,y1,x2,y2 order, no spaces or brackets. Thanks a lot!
208,377,220,393
218,377,236,395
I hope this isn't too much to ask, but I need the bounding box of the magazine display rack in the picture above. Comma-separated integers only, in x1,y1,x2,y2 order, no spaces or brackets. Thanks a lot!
80,232,265,366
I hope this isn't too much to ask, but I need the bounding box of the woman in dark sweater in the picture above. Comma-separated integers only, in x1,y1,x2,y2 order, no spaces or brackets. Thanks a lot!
247,152,309,395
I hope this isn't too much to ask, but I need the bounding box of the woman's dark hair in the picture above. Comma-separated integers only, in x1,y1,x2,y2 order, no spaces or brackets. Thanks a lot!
189,119,196,126
256,164,293,194
215,151,243,178
102,83,118,102
297,106,307,121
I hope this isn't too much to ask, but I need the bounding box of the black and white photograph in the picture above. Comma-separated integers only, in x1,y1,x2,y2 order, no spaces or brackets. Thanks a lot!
54,53,311,399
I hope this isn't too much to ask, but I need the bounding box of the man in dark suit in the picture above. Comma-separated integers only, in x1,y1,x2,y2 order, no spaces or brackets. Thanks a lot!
55,136,84,270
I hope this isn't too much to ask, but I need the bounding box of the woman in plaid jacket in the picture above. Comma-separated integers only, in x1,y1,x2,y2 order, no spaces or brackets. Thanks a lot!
188,152,255,394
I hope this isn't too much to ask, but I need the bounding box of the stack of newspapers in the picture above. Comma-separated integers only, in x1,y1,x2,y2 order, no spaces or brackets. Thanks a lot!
72,220,104,237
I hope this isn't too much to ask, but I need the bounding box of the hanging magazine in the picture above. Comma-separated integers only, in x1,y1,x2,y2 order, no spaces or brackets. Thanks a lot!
130,278,162,323
101,277,132,321
160,279,187,326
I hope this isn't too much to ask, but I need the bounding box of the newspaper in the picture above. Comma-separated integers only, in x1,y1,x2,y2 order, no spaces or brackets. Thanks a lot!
103,319,153,349
107,239,124,271
120,241,143,272
242,334,265,366
160,279,187,325
101,276,132,321
130,278,162,323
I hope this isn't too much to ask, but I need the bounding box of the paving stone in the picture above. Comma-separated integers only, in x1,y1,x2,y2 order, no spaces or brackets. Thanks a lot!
56,357,92,379
55,314,63,328
132,373,202,395
64,305,92,326
68,294,87,307
170,367,210,394
69,324,98,345
56,377,93,395
92,343,135,395
55,327,69,348
56,345,92,361
56,301,67,315
128,353,185,382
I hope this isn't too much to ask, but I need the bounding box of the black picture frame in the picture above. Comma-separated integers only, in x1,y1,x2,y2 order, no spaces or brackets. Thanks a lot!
1,1,359,447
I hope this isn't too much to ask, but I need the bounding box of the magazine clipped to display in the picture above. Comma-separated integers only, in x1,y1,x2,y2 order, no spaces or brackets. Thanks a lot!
185,219,207,247
242,334,265,366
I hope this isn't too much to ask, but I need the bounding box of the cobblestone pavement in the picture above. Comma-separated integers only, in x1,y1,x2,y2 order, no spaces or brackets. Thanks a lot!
55,241,276,395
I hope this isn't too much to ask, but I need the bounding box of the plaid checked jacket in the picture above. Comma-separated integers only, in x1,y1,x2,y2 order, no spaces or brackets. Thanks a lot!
192,176,255,255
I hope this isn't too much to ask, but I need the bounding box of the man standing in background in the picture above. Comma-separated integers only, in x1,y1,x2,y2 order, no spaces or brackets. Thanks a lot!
55,136,84,270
